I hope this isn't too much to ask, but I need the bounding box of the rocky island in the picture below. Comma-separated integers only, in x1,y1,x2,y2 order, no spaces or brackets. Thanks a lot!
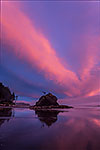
30,93,73,109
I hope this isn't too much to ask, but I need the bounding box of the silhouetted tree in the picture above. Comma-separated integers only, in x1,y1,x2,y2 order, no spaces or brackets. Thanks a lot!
12,92,15,100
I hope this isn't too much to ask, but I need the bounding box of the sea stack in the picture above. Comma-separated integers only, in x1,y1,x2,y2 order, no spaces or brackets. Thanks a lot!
30,93,73,109
36,93,59,106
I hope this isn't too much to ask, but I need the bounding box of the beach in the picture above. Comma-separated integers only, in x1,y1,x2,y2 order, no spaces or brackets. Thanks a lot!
0,96,100,150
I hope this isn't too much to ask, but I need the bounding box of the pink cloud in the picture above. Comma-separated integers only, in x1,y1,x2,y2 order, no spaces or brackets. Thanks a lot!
1,2,100,97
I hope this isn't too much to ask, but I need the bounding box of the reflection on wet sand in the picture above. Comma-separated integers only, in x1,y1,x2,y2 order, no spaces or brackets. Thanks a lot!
0,108,12,126
35,110,61,127
0,107,100,150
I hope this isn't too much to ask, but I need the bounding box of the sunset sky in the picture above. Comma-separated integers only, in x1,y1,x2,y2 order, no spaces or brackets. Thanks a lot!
0,1,100,100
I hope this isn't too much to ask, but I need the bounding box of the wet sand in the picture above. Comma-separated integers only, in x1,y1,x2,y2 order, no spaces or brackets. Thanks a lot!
0,99,100,150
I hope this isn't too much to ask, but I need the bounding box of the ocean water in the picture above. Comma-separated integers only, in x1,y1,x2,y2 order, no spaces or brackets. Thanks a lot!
0,96,100,150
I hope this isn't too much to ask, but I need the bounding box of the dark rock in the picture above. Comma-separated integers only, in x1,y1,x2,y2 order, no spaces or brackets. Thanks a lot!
36,93,59,106
0,82,15,104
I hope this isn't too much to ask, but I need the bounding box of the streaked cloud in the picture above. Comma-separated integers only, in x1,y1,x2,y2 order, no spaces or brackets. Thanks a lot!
1,2,100,98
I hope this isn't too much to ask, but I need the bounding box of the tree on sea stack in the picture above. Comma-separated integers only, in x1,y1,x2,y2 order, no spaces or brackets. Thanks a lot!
42,91,46,95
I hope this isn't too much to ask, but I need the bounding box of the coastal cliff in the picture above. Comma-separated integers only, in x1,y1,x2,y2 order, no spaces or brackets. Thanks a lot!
0,82,15,104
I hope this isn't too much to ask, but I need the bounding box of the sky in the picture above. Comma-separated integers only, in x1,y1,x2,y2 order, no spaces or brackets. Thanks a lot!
0,1,100,101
